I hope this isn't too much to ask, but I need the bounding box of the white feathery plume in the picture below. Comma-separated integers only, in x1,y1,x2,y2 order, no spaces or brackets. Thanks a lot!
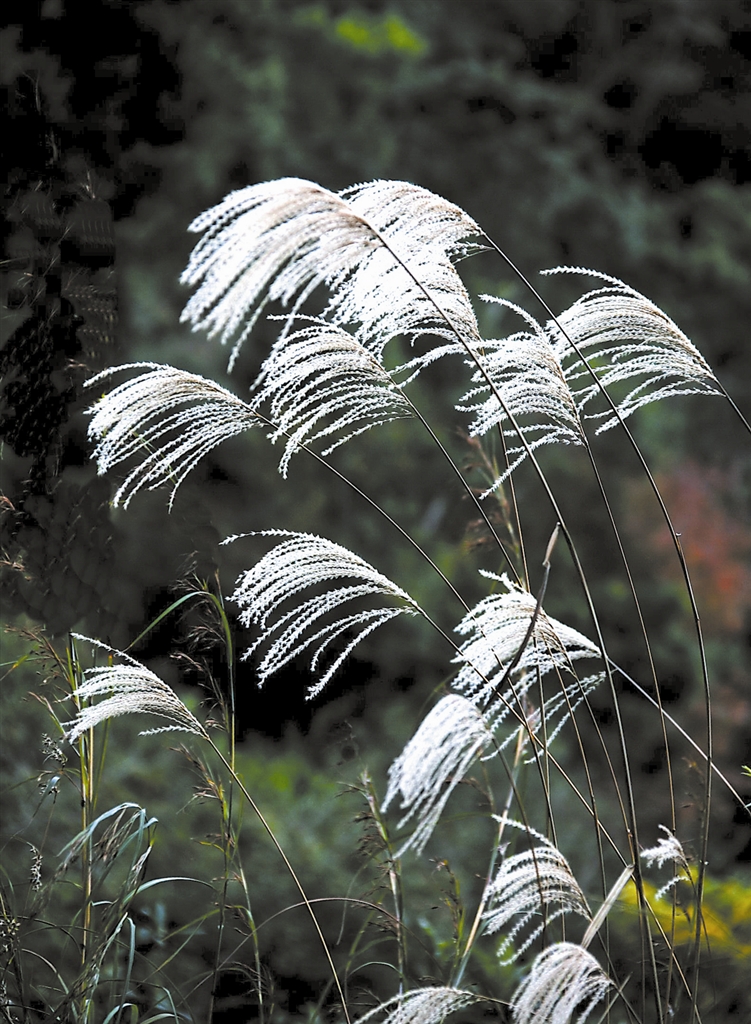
64,635,207,743
641,825,689,871
226,531,421,698
180,178,373,366
252,319,413,476
356,987,480,1024
452,572,601,722
543,267,721,433
456,307,583,491
180,177,482,370
383,694,495,855
86,363,259,508
392,296,583,486
482,825,590,963
511,942,612,1024
331,180,482,360
519,673,603,762
641,825,691,901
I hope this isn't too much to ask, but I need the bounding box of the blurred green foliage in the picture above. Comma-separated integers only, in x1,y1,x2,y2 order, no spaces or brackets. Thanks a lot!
2,0,750,1018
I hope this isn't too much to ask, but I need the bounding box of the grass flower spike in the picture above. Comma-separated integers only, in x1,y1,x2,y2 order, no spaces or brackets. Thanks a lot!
65,635,207,743
253,319,413,476
641,825,689,871
641,825,692,901
453,572,602,722
180,178,375,366
330,180,482,359
383,694,495,855
511,942,612,1024
357,987,481,1024
544,267,721,432
227,531,421,698
87,362,259,508
457,302,584,489
483,825,591,963
181,177,482,370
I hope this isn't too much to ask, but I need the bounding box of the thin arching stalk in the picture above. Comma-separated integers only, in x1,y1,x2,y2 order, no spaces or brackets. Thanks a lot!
67,637,95,1008
466,433,526,579
204,587,239,1024
363,225,643,862
402,390,521,582
494,416,530,587
205,737,352,1024
715,379,751,436
480,234,714,1018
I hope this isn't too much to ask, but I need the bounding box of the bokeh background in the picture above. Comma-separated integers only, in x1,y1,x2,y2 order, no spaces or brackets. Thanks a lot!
2,1,750,1019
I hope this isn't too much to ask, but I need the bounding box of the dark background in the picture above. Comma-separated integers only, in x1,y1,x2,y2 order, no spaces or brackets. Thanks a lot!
2,1,750,1019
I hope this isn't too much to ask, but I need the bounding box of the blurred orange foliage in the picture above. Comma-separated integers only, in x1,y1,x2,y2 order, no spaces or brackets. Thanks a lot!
626,462,751,634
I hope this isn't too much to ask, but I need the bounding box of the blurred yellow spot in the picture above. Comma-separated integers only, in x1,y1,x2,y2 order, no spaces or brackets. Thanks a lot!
617,872,751,961
335,13,426,55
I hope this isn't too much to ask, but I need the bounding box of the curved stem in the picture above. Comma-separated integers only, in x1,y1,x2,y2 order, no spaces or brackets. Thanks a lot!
206,737,351,1024
481,236,713,1017
403,393,521,582
204,586,241,1024
716,379,751,436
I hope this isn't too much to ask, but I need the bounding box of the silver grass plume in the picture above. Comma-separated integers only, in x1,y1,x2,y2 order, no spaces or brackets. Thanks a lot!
226,531,421,698
64,635,207,743
641,825,691,901
356,987,481,1024
331,180,482,359
452,572,602,724
87,363,259,508
543,267,721,432
510,942,612,1024
456,297,583,491
385,577,603,854
180,177,482,370
252,319,413,476
482,821,590,963
517,673,603,762
641,825,689,870
383,694,495,855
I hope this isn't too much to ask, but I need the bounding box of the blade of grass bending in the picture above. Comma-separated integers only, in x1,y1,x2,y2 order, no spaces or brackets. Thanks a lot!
582,864,634,949
125,591,212,653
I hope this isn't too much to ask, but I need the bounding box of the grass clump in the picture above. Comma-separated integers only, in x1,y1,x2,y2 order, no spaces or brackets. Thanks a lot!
2,177,749,1023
